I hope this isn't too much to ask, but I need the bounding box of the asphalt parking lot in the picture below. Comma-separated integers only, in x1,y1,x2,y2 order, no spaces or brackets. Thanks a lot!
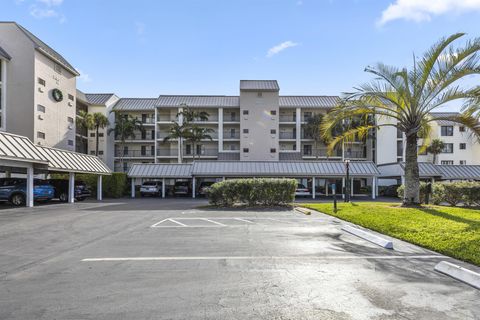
0,198,478,319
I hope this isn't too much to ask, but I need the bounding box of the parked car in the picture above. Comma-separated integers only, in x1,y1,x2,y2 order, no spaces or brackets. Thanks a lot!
48,179,91,202
140,181,162,197
173,181,191,196
197,181,215,196
0,178,55,206
295,183,311,197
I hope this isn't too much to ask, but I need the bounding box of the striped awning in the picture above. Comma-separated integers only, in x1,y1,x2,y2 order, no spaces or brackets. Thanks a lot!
0,131,110,174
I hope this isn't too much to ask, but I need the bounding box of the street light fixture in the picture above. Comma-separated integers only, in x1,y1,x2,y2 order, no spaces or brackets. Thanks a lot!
344,159,350,203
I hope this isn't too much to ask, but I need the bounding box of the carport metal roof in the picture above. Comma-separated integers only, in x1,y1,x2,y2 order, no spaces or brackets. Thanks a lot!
435,165,480,180
377,162,480,180
128,161,380,178
0,131,110,174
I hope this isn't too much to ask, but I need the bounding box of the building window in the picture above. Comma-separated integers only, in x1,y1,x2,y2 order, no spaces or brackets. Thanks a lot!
67,117,74,123
442,143,454,153
270,129,276,134
441,160,454,165
37,131,45,139
243,110,249,115
142,114,147,123
54,63,62,74
243,148,249,153
459,143,466,150
271,110,277,116
230,128,235,137
90,151,95,155
151,130,155,140
37,105,46,113
90,133,95,137
141,131,146,140
460,160,467,165
141,146,146,155
270,148,276,153
98,150,104,155
68,94,74,101
396,128,403,139
67,139,73,146
123,146,128,155
38,78,46,86
303,145,312,156
459,126,466,132
123,162,128,172
98,132,104,137
396,141,403,157
186,144,191,155
151,145,155,155
243,129,249,134
441,126,453,136
230,112,236,121
257,92,262,98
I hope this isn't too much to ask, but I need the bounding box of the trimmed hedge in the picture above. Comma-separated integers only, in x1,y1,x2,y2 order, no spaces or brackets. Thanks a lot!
207,178,297,207
50,172,127,198
397,181,480,206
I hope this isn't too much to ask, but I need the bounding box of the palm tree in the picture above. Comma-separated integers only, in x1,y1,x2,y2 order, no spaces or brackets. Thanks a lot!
186,126,214,160
108,113,144,170
163,122,188,163
304,113,326,159
91,112,110,156
177,104,210,123
76,110,93,136
322,33,480,206
427,138,445,164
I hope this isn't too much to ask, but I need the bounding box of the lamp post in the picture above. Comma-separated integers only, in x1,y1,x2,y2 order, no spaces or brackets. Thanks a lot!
344,159,350,203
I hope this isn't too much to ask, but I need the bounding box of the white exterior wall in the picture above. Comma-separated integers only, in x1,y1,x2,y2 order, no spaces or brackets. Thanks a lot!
33,51,77,150
240,90,279,161
375,115,399,165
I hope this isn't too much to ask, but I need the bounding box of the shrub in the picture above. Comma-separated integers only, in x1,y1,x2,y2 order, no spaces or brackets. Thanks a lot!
397,181,480,206
206,178,296,207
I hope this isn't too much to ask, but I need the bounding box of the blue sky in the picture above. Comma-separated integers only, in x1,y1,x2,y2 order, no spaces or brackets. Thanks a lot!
2,0,480,103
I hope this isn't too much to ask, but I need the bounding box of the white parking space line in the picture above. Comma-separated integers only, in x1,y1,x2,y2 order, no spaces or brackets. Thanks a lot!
150,219,169,228
201,218,227,226
82,255,445,262
168,219,188,227
235,218,254,223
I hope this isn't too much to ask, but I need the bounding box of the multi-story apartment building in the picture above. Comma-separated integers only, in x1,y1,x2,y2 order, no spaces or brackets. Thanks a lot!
111,80,373,172
0,22,78,151
376,112,480,166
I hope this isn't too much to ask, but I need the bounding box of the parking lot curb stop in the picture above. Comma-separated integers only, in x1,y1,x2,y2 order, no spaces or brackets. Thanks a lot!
434,261,480,290
341,225,394,249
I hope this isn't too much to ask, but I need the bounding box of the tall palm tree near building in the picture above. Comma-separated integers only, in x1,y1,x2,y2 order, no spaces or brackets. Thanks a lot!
322,33,480,206
163,122,188,163
303,113,327,159
91,113,110,156
427,138,445,164
76,110,93,136
108,113,144,170
186,126,215,160
178,104,210,123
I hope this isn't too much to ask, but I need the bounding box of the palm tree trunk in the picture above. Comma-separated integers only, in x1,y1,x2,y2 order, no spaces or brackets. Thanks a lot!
95,126,100,156
403,134,420,206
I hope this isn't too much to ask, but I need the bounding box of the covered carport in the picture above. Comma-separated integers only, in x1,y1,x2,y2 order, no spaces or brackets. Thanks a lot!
0,131,111,207
435,164,480,181
377,162,442,186
128,161,380,200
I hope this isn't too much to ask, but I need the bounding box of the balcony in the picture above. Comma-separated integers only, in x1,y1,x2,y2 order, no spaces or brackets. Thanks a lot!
344,150,367,159
303,148,343,158
184,148,219,157
157,132,219,140
115,150,155,158
141,118,156,125
157,115,177,122
223,132,240,139
279,115,296,123
279,132,296,140
115,134,154,142
223,116,240,122
157,149,178,157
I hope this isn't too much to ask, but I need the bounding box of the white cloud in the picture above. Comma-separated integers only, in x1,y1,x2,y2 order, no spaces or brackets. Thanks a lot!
37,0,63,6
25,0,65,22
30,6,58,18
77,69,92,83
266,41,299,58
378,0,480,26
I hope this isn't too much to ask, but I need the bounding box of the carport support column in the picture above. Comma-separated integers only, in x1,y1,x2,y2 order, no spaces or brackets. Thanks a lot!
372,177,376,200
68,172,75,204
131,178,135,198
97,175,103,201
162,178,165,198
312,177,316,199
192,177,196,199
26,166,34,207
341,177,345,199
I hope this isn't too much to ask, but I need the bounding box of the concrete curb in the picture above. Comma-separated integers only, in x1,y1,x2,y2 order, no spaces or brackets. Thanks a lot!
294,207,312,215
341,225,394,249
434,261,480,290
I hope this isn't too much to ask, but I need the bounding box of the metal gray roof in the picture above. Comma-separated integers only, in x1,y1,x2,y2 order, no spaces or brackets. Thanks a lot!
0,131,110,174
85,93,116,105
436,165,480,180
240,80,280,91
10,23,79,76
378,162,442,178
192,161,379,177
430,112,460,126
112,98,157,111
128,163,192,178
0,45,11,61
279,152,303,161
0,131,48,164
35,146,111,174
279,96,339,108
155,95,240,108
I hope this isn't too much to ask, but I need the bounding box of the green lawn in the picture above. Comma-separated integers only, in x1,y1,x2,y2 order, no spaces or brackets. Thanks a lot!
302,202,480,266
